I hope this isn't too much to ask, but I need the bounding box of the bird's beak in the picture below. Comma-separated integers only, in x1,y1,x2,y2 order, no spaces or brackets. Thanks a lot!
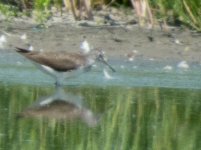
96,54,116,72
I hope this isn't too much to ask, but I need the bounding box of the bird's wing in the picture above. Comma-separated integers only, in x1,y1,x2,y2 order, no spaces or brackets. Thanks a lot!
16,47,87,72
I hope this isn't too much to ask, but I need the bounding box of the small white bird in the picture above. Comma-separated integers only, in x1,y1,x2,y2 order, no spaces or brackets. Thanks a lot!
163,65,173,71
20,34,27,40
28,45,34,51
103,69,113,79
174,39,182,45
128,57,134,62
80,37,91,54
125,50,138,62
177,61,189,69
0,35,7,48
0,35,6,43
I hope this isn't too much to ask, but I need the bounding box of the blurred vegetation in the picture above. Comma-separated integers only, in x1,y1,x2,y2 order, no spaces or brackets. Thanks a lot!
0,3,18,19
0,84,200,150
0,0,200,31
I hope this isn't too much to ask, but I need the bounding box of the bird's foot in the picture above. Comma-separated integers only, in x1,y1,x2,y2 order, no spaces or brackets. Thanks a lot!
55,81,62,87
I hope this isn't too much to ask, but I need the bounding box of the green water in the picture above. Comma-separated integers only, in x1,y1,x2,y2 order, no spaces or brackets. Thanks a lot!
0,84,200,150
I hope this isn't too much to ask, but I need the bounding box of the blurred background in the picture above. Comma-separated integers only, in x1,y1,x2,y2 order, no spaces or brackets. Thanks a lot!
0,0,200,31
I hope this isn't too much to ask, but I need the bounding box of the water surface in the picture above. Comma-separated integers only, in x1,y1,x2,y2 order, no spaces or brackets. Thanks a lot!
0,51,200,150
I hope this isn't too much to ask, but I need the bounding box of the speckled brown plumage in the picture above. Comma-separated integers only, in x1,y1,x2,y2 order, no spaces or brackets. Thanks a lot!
16,47,89,72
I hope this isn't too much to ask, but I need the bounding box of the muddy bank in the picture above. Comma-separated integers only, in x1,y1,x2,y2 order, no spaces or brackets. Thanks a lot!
0,17,201,63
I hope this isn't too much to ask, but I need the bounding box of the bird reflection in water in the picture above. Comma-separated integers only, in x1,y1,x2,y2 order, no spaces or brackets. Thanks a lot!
17,86,100,127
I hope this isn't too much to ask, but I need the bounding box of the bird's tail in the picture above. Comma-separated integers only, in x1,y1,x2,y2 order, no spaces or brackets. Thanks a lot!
15,47,30,53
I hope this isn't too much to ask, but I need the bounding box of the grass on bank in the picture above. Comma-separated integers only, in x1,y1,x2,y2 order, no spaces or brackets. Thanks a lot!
0,0,200,31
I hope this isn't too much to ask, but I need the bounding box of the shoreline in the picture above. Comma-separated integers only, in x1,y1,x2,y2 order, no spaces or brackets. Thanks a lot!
0,15,201,64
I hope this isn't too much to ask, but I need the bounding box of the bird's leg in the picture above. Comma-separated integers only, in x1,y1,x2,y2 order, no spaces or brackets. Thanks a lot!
55,80,62,87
